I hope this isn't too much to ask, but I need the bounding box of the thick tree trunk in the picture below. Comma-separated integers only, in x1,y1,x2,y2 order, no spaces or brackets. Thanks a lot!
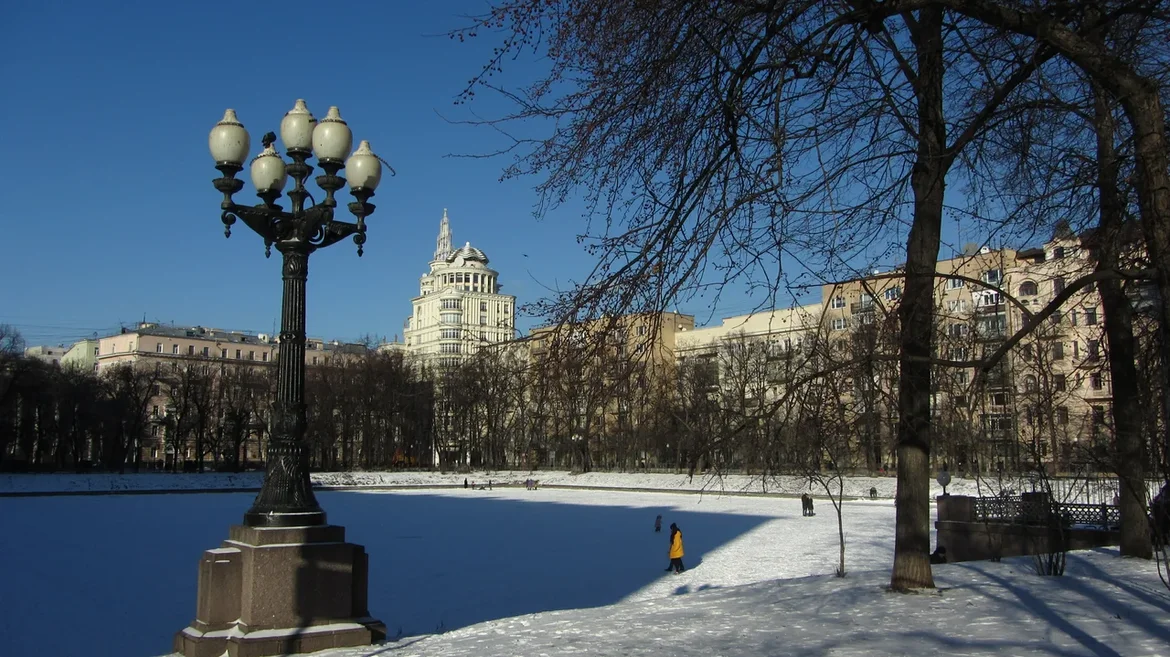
891,6,944,591
1092,83,1152,559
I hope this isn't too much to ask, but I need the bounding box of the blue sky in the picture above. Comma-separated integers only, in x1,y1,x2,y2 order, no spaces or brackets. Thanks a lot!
0,1,616,347
0,2,1030,348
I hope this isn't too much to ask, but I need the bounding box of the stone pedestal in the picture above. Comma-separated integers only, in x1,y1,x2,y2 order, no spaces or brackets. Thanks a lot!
174,524,385,657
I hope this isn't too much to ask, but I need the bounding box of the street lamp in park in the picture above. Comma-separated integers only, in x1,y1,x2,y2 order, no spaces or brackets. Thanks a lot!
174,100,387,657
937,463,952,497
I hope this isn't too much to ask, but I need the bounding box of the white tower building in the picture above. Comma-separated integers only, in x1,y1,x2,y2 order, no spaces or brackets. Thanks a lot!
404,210,517,367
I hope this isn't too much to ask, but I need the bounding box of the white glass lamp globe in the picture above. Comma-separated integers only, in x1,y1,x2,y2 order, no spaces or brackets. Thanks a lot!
209,109,250,166
345,141,382,191
280,99,316,153
250,143,287,193
312,106,352,162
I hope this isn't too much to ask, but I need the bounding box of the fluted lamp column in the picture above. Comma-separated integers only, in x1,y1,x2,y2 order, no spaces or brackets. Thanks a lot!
175,100,388,657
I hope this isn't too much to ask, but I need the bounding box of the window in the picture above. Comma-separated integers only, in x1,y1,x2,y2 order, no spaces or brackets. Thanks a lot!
1053,277,1066,294
977,315,1007,338
201,347,209,357
480,315,488,325
441,299,461,310
1054,373,1066,392
859,294,875,309
1050,310,1062,325
156,343,163,353
441,313,461,324
831,296,846,309
946,299,968,313
1053,246,1066,260
1090,372,1103,390
480,301,488,312
188,345,195,355
1023,375,1037,392
637,325,648,336
235,349,241,359
1087,339,1100,360
974,291,1001,307
248,350,255,360
262,352,269,362
1019,281,1038,296
152,405,160,417
831,318,848,331
1092,405,1106,424
947,323,968,338
1052,342,1064,360
1070,311,1078,326
982,269,1002,285
956,371,969,385
1056,406,1069,425
172,344,180,354
953,395,968,408
990,393,1008,407
221,349,228,358
152,384,161,395
947,347,969,361
1085,307,1097,325
884,286,901,301
947,278,965,290
312,356,319,365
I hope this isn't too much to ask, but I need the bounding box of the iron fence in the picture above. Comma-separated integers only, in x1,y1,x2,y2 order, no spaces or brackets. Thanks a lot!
972,494,1119,528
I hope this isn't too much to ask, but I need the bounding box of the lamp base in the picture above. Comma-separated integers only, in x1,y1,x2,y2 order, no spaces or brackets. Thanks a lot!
173,524,385,657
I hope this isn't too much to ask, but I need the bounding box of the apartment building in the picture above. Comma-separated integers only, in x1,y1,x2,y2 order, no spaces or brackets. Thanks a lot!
667,233,1120,473
94,322,367,470
402,210,517,368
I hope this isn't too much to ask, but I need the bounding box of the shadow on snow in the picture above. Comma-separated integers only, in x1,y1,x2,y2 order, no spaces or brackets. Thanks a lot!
0,488,769,656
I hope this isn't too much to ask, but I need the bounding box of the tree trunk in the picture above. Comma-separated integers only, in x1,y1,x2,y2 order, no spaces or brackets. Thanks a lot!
891,6,944,590
1092,82,1152,559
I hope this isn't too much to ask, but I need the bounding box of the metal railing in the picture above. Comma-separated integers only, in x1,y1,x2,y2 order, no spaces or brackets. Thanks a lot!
972,495,1120,528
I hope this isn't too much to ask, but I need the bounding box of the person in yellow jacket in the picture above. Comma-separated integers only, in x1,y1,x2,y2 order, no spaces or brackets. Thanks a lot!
665,523,685,574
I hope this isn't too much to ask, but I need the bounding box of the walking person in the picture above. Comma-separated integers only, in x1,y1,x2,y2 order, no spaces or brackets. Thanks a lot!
665,523,685,574
654,514,663,533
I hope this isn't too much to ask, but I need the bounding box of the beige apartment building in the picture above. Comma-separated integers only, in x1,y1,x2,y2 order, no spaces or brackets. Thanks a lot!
402,211,517,368
668,234,1119,473
94,322,368,470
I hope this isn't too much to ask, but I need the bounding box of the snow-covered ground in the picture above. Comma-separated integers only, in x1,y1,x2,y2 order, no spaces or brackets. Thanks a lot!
0,468,1026,499
1,479,1166,657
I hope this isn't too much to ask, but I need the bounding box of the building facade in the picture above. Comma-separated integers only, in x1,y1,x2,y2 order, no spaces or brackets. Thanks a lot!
403,210,517,367
60,339,100,372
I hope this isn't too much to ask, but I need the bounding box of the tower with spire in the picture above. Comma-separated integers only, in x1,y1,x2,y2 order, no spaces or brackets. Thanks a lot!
434,208,453,262
403,210,517,367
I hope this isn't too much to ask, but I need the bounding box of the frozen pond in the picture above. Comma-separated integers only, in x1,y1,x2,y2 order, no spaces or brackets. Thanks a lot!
0,487,897,656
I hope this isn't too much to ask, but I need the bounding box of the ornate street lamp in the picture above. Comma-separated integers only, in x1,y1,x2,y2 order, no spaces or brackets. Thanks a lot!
175,101,386,657
209,101,383,526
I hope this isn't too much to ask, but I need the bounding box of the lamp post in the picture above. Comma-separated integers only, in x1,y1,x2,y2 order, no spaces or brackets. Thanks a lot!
175,100,386,657
937,463,951,497
209,101,382,527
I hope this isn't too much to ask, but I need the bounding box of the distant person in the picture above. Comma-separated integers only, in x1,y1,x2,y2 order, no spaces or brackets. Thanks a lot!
930,545,947,564
464,478,468,489
870,487,878,500
488,479,492,490
655,514,663,533
801,493,815,517
665,523,685,574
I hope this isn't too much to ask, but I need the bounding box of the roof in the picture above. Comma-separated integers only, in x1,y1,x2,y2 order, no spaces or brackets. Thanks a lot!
448,241,489,265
